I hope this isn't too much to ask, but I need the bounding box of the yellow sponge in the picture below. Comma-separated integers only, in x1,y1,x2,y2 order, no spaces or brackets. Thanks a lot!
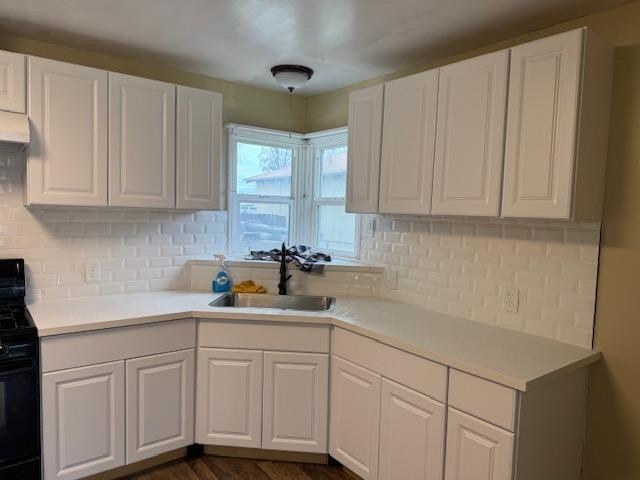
231,280,267,294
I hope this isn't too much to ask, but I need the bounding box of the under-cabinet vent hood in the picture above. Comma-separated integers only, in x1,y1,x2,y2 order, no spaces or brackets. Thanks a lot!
0,111,30,153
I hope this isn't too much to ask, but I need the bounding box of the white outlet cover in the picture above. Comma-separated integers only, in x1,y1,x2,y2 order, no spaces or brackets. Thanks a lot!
503,286,519,313
362,217,376,238
86,260,101,283
384,269,398,290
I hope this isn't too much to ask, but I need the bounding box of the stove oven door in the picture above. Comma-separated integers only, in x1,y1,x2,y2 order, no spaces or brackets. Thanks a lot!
0,350,40,469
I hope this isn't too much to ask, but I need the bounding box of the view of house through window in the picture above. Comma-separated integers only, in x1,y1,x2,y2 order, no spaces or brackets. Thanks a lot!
229,126,356,257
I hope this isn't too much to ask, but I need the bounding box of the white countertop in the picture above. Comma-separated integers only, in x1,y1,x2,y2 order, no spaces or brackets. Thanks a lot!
28,291,600,392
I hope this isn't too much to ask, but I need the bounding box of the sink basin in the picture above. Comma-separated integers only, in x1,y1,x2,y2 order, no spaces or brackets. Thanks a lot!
209,293,335,312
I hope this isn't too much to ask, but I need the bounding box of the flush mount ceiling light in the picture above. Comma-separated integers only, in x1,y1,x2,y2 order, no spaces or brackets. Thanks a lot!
271,65,314,92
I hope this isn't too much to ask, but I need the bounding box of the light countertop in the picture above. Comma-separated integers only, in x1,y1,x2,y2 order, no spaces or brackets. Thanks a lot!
28,291,600,392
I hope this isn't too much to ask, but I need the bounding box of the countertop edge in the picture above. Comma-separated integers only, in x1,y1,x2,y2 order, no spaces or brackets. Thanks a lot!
35,304,600,392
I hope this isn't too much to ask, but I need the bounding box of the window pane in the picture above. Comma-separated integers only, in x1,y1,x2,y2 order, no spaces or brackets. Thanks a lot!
237,202,290,253
236,142,293,195
317,205,356,254
319,146,347,198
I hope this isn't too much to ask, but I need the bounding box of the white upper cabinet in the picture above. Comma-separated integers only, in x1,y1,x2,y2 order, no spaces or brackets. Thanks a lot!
262,351,329,453
502,28,613,220
0,50,25,113
176,86,223,210
27,57,108,206
379,378,445,480
346,84,384,213
125,349,195,464
432,50,509,216
109,73,176,208
379,70,439,214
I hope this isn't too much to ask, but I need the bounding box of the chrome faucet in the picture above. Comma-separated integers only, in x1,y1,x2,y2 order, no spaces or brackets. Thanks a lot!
278,242,292,295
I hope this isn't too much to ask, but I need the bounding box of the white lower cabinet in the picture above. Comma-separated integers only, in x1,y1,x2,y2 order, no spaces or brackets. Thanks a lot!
445,408,514,480
196,348,263,448
262,351,329,453
329,356,381,480
379,378,446,480
125,349,195,463
42,361,125,480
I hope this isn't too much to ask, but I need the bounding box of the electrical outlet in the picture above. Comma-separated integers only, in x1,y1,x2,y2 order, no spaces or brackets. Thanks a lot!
503,286,519,313
362,217,376,238
86,260,101,283
384,269,398,290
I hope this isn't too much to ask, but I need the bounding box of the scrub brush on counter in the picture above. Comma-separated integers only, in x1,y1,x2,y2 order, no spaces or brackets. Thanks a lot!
231,280,268,294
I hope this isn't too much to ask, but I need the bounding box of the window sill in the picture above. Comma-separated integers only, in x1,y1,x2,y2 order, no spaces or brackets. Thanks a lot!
189,256,382,274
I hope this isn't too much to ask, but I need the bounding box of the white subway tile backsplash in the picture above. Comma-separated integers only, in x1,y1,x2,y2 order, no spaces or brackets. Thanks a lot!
361,215,600,347
0,152,227,301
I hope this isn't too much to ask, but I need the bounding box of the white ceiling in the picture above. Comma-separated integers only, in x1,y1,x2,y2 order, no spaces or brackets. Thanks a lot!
0,0,626,95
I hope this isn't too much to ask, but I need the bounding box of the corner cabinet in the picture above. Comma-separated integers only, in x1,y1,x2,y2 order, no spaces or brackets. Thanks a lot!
0,49,26,113
345,84,384,213
379,70,438,215
176,86,223,210
431,50,509,216
26,57,109,206
108,73,176,208
501,28,613,220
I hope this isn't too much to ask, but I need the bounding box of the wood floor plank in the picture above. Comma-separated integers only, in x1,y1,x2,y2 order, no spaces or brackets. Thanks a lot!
119,456,350,480
257,461,312,480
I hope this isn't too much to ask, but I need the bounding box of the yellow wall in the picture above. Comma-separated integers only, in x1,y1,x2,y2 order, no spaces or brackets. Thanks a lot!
0,34,308,133
305,3,640,478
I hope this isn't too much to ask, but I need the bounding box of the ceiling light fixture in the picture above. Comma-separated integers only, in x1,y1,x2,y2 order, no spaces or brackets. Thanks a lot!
271,65,314,93
271,65,314,136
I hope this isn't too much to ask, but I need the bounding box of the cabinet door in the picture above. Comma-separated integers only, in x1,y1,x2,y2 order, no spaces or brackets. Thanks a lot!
27,57,108,206
379,70,438,214
0,50,25,113
346,84,383,213
432,50,509,216
330,356,381,480
109,72,176,208
196,348,263,448
379,379,446,480
126,349,195,463
263,352,328,453
176,86,223,210
445,408,514,480
501,29,584,219
42,361,125,480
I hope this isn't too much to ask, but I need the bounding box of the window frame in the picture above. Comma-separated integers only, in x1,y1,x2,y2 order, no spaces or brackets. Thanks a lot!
227,124,357,258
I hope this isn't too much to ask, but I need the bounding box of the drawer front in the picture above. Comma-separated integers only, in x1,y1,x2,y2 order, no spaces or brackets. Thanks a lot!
448,369,518,431
41,319,196,373
332,327,447,402
198,320,330,353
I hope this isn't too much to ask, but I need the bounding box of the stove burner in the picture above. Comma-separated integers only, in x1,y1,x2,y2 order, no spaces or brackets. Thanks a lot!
0,304,30,330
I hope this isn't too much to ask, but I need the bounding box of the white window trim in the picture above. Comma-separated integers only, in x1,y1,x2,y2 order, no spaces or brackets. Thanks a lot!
227,124,357,258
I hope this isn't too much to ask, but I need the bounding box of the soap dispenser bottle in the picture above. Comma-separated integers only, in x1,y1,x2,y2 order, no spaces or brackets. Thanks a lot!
213,262,232,293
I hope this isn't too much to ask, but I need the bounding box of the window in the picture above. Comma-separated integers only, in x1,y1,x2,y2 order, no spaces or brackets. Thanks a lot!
229,125,357,257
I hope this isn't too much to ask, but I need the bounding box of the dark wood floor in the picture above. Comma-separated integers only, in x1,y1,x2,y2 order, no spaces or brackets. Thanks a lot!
122,456,356,480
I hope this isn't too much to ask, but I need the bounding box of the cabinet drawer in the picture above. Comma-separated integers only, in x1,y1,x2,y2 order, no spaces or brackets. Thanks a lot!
41,319,196,372
448,369,518,431
332,327,447,402
198,320,330,353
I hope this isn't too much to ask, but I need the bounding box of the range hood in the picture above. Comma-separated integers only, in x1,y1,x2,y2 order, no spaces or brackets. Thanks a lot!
0,111,30,153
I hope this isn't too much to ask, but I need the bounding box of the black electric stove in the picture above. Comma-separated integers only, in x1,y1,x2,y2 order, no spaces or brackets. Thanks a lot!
0,259,40,479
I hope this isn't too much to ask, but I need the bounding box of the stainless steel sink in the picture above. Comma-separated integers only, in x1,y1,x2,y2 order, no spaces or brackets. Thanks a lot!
209,293,335,311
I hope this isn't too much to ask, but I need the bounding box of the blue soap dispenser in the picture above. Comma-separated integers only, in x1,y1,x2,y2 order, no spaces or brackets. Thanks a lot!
213,262,232,293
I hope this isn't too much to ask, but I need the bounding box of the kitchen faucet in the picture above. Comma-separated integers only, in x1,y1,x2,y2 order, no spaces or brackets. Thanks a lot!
278,242,292,295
